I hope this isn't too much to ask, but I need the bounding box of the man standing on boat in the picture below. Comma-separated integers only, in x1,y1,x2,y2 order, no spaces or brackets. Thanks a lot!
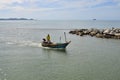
46,34,51,43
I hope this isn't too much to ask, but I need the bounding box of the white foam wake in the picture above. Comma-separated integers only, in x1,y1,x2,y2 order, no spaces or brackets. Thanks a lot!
5,40,42,48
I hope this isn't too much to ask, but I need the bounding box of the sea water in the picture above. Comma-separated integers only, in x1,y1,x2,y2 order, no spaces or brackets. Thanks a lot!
0,20,120,80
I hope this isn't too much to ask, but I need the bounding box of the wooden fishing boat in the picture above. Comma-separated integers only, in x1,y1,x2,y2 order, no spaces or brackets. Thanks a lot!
42,32,71,49
41,41,71,49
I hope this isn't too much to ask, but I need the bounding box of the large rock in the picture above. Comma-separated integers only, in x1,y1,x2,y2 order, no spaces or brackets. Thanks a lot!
69,30,76,34
83,30,90,35
90,31,97,36
114,33,120,39
103,29,111,34
96,33,103,38
103,33,114,38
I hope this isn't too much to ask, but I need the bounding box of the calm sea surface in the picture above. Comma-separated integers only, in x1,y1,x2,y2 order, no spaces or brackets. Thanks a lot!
0,20,120,80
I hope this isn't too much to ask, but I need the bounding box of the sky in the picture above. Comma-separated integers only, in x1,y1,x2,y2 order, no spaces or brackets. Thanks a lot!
0,0,120,20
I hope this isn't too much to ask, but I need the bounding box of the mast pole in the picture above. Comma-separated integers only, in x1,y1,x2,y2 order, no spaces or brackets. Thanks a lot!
64,32,67,42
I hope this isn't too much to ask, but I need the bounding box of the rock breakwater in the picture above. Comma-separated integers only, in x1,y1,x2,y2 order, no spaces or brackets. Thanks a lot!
69,28,120,39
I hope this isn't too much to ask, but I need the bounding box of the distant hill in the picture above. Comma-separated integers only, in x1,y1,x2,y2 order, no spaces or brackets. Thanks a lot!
0,18,34,20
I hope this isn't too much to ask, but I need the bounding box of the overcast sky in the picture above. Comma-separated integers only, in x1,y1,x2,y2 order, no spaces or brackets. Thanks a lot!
0,0,120,20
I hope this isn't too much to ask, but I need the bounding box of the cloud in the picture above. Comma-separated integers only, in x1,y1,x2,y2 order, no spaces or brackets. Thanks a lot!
113,0,120,6
0,0,120,20
0,0,119,11
0,0,25,10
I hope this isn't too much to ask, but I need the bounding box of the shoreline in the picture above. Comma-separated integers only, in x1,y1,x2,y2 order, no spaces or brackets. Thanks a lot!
69,28,120,39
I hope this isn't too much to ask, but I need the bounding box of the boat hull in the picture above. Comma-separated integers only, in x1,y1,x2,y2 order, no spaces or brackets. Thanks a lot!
42,41,71,49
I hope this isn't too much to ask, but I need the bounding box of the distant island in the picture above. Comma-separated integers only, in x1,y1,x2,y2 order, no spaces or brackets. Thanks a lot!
0,18,34,20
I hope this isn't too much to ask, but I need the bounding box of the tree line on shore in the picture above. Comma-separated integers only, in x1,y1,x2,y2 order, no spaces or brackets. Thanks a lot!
0,18,34,20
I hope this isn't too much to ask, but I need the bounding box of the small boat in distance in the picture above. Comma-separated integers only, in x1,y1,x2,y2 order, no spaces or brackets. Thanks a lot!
93,19,96,20
41,32,71,49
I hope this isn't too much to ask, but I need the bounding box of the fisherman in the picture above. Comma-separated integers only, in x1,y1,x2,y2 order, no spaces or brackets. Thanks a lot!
46,34,51,43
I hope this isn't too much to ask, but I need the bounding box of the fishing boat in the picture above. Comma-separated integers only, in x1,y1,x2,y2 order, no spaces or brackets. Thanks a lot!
41,41,71,49
41,32,71,49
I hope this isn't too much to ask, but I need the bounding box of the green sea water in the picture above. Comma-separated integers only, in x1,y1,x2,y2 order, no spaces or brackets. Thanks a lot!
0,20,120,80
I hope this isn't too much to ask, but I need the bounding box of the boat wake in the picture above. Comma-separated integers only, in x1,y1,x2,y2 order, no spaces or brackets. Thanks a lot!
5,40,43,48
0,36,69,50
